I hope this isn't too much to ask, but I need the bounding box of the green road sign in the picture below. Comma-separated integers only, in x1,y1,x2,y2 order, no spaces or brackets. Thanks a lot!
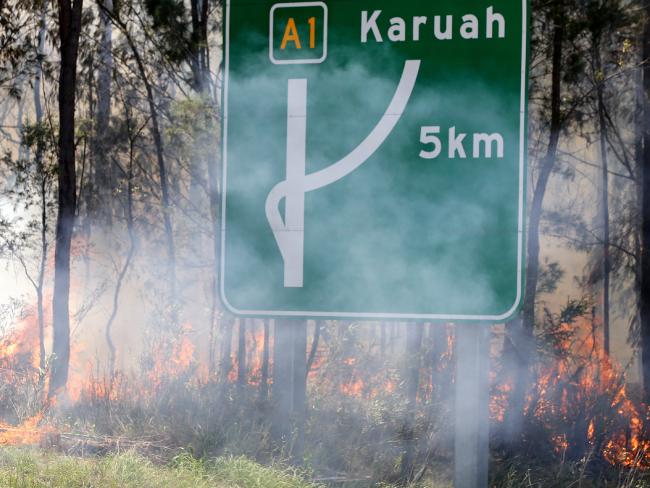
221,0,528,321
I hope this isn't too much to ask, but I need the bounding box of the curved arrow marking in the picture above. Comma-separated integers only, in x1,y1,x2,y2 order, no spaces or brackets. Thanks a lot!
266,60,421,287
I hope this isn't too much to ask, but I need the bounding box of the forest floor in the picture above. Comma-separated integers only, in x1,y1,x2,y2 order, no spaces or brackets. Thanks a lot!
3,446,650,487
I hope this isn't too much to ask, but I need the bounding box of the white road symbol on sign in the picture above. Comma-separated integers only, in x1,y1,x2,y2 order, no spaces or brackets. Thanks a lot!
265,60,421,287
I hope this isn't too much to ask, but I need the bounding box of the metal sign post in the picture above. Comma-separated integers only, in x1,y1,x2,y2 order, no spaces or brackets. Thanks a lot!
454,323,490,488
271,319,307,461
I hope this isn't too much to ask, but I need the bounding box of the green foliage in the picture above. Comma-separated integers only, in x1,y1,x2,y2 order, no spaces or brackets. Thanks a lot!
537,259,565,295
539,297,591,359
0,120,57,274
0,4,38,93
143,0,191,64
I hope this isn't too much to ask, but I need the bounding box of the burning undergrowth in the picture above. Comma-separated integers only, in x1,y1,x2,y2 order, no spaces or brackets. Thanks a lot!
0,299,648,482
492,298,650,474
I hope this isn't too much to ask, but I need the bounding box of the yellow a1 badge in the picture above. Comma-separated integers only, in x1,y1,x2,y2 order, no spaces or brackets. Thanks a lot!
270,2,328,64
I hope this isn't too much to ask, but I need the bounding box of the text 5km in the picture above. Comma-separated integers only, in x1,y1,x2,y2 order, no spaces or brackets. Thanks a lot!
419,127,505,160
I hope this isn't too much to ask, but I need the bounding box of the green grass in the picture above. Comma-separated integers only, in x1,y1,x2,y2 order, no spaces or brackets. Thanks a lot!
0,448,322,488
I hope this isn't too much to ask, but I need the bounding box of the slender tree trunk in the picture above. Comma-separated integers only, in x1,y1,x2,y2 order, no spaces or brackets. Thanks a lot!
390,322,398,354
108,16,176,302
305,320,321,377
501,318,525,446
104,114,138,380
291,320,307,462
16,81,26,161
34,5,47,375
50,0,83,398
188,0,222,356
594,38,611,356
208,312,218,376
189,0,210,93
188,2,222,363
640,0,650,403
36,196,47,375
506,0,565,444
260,319,270,402
635,22,644,371
207,125,221,370
78,61,93,288
93,0,113,223
523,0,565,339
237,318,247,387
429,322,446,399
400,323,423,482
187,0,211,218
219,317,234,382
138,74,176,302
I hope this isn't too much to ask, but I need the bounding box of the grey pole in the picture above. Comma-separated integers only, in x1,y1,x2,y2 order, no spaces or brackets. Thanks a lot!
454,323,490,488
271,319,307,462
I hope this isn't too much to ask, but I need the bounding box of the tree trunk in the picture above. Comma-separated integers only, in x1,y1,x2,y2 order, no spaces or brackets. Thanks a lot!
523,0,565,338
104,110,138,380
16,79,26,161
640,0,650,403
305,320,321,377
93,0,113,223
109,16,177,303
50,0,83,398
219,317,234,382
207,120,221,370
208,311,217,376
430,322,446,400
388,322,398,354
188,0,222,358
189,0,210,93
506,0,565,444
34,5,47,376
594,37,611,356
237,318,247,387
260,319,270,402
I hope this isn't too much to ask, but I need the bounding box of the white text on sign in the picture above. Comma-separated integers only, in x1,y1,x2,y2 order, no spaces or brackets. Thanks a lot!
419,127,505,160
361,7,506,43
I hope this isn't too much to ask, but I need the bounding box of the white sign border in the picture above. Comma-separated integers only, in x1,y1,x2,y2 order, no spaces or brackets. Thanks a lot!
220,0,528,322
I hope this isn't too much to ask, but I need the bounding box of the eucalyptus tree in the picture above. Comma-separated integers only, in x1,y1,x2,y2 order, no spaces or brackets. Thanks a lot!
641,0,650,403
503,0,591,448
92,0,114,223
49,0,84,398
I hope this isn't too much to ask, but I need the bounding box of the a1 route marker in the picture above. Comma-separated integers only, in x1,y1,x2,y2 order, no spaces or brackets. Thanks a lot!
221,0,529,321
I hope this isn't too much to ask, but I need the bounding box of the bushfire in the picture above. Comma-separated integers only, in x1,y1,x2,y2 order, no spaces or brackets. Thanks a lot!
0,307,648,471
